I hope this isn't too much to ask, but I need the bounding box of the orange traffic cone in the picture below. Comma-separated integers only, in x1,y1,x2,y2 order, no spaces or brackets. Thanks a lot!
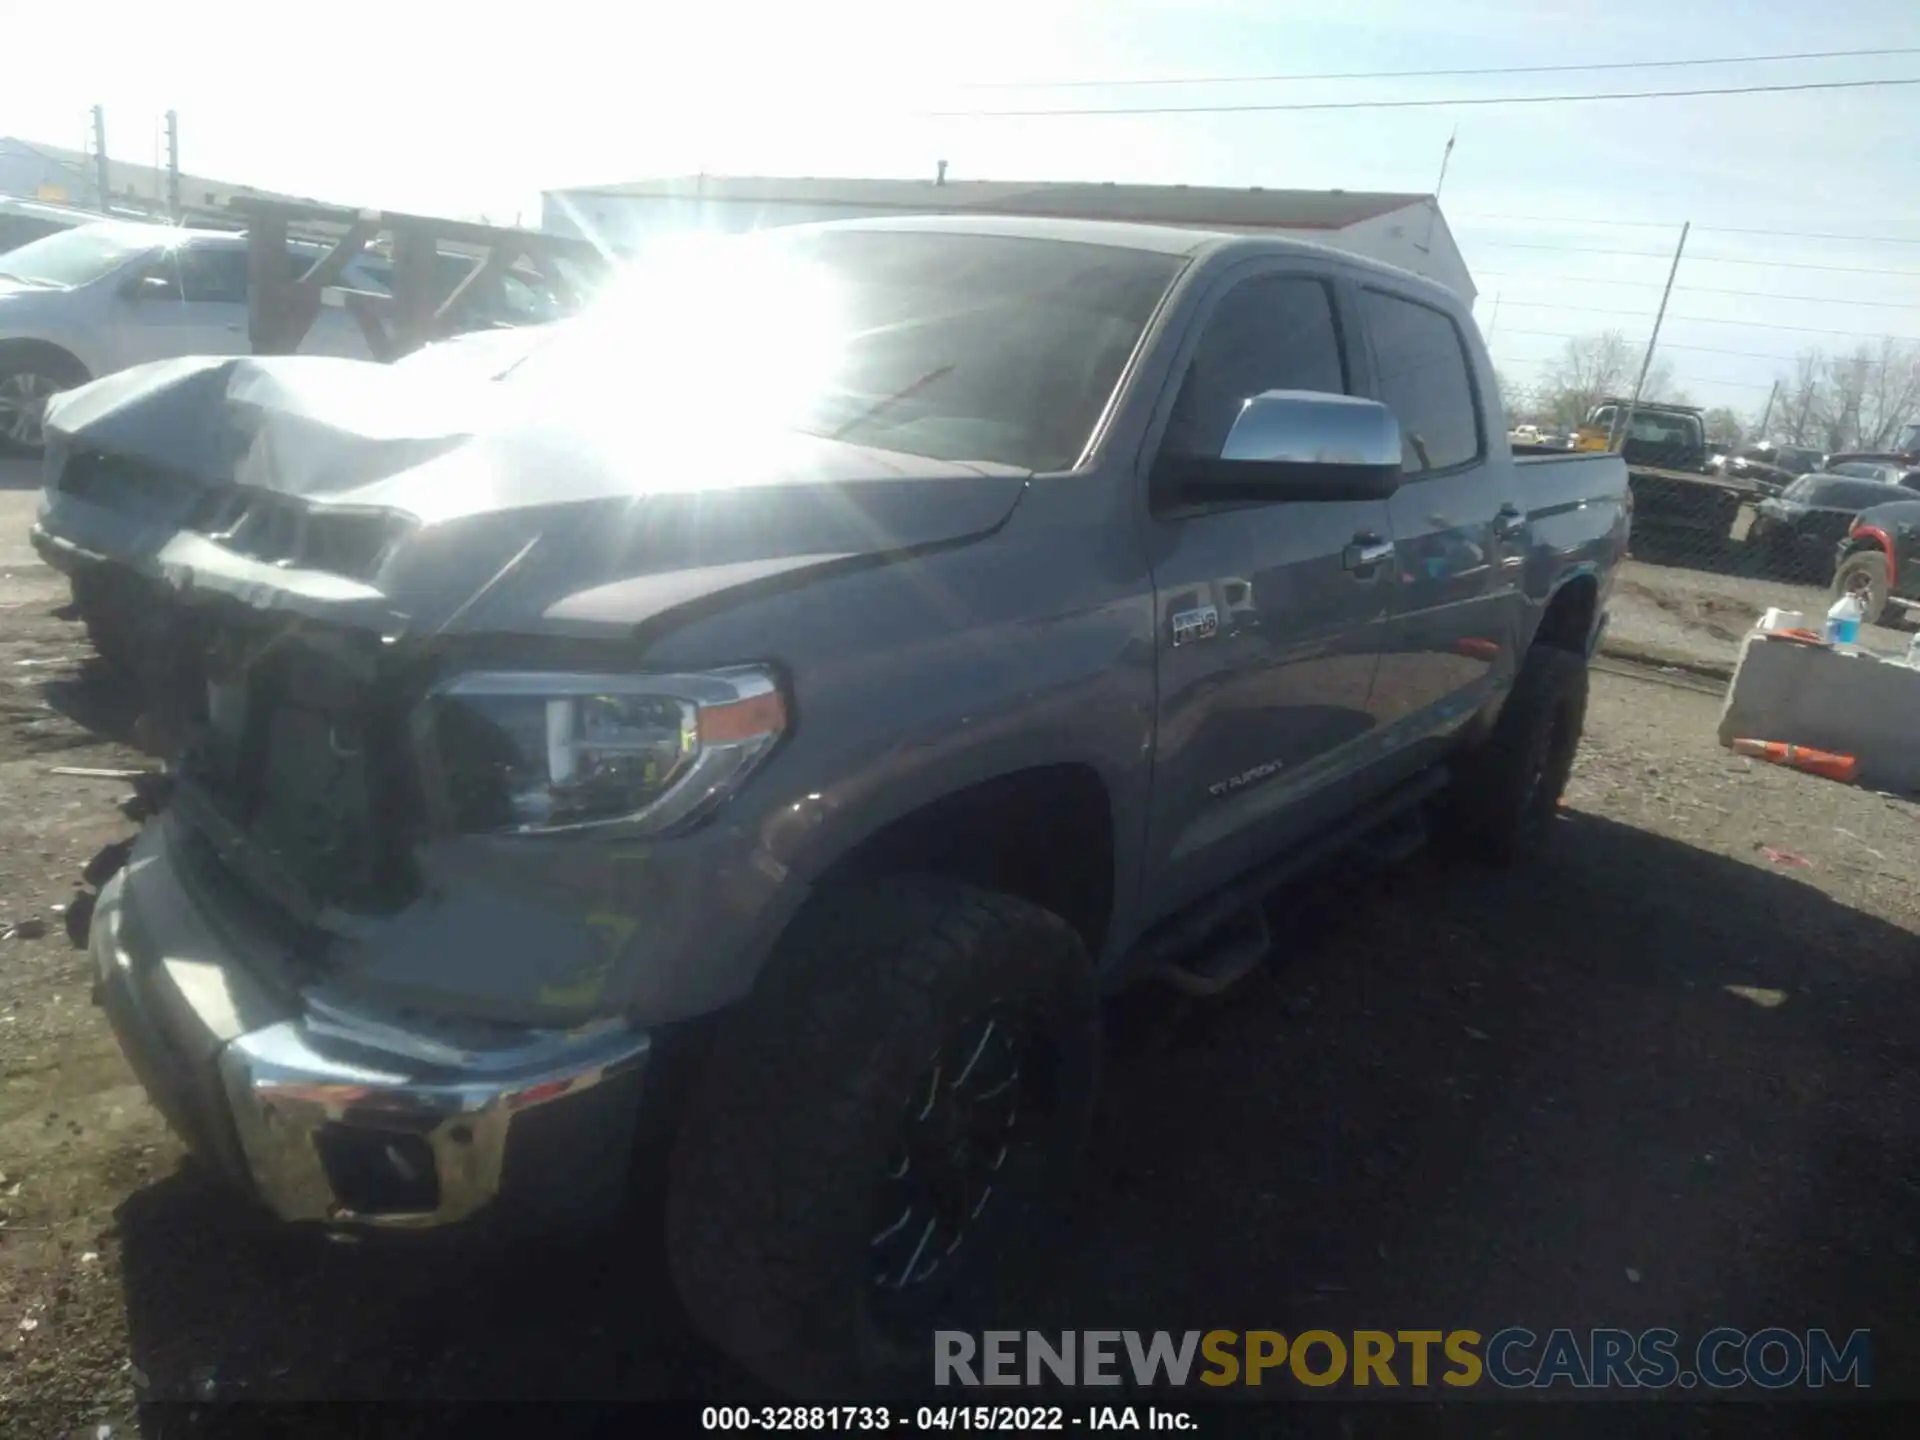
1730,738,1859,783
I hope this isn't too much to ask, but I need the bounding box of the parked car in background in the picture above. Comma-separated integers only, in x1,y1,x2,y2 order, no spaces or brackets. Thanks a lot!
1719,442,1825,496
37,215,1632,1396
1831,494,1920,626
0,221,575,451
354,248,576,332
1746,472,1920,580
0,222,384,450
1825,460,1920,486
0,196,103,254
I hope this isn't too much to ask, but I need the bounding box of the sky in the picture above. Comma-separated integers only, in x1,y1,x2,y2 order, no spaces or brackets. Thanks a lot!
7,0,1920,421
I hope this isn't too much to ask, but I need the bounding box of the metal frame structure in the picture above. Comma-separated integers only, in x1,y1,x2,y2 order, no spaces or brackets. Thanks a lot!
230,196,614,361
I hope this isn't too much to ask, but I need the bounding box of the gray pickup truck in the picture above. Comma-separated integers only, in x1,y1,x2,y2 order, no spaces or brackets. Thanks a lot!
31,215,1628,1395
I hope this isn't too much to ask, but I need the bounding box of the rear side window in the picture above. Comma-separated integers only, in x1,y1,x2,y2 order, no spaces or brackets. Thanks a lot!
1160,274,1347,459
1361,289,1482,474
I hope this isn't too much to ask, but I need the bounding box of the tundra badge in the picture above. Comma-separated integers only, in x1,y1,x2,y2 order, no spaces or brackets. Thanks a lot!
1171,604,1220,646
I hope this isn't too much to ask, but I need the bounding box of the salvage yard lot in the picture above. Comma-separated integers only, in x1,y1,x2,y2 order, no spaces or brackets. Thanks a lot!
1,467,1917,1431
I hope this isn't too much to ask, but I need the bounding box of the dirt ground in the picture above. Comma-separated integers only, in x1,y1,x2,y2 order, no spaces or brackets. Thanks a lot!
1609,556,1909,679
3,469,1919,1433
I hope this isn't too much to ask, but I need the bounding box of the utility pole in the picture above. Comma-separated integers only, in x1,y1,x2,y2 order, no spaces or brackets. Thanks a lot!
1419,128,1457,261
1611,221,1689,451
164,110,181,224
91,105,109,212
1756,378,1780,439
1484,290,1502,345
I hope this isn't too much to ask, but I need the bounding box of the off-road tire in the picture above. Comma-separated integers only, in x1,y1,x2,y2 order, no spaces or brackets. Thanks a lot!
665,877,1101,1398
1438,644,1589,866
1831,549,1894,628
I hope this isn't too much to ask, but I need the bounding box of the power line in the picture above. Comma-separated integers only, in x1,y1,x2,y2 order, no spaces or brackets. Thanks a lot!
1496,326,1894,368
1493,298,1920,341
1477,269,1920,308
924,73,1920,118
960,45,1920,90
1461,211,1920,246
1489,351,1780,393
1474,240,1920,278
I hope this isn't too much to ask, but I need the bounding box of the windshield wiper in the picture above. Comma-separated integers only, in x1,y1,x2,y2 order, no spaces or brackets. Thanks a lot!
0,272,58,287
828,364,956,442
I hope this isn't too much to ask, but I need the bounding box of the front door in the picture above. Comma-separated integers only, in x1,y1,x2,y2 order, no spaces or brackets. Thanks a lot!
114,246,252,370
1359,286,1515,757
1141,267,1395,924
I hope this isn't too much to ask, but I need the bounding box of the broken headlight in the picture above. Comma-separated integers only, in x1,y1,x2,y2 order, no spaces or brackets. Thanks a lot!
419,667,786,835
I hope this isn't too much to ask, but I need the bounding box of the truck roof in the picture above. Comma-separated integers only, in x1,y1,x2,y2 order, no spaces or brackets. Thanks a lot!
778,213,1466,304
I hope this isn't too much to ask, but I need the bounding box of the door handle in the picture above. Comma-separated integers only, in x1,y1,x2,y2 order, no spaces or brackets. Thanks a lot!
1343,533,1395,575
1494,504,1527,539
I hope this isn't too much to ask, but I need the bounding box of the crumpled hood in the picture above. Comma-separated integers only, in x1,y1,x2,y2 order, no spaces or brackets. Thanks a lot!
42,353,1032,638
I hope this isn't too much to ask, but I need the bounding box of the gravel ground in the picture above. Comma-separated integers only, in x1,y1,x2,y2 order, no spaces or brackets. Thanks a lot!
3,471,1918,1434
1607,547,1910,678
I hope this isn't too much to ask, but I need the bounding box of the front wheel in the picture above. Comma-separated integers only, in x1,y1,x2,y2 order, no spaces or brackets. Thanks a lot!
1831,549,1893,628
666,877,1101,1398
1438,644,1590,866
0,349,88,453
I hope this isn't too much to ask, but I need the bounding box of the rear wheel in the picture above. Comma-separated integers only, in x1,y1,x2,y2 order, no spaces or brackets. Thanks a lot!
665,877,1100,1397
1831,549,1893,628
1439,644,1589,866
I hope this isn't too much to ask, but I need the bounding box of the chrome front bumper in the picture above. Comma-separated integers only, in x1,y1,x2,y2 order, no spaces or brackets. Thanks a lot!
92,825,652,1231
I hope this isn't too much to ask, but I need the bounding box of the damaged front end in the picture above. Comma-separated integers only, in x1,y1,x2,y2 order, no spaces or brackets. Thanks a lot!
55,351,1028,1232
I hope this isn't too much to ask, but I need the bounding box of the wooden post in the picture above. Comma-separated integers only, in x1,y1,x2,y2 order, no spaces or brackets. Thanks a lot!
390,229,441,356
245,211,291,354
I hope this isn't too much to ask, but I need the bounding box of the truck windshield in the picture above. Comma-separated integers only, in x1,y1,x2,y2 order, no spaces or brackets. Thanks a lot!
505,229,1184,472
0,222,164,289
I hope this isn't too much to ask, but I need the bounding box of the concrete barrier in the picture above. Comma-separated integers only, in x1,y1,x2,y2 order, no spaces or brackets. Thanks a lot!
1718,632,1920,793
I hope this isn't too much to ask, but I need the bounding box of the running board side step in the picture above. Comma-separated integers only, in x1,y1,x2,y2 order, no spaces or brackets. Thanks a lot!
1152,905,1271,997
1122,765,1451,995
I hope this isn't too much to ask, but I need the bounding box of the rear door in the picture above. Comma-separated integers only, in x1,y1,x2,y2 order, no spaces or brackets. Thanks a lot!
1359,286,1517,751
1141,264,1396,922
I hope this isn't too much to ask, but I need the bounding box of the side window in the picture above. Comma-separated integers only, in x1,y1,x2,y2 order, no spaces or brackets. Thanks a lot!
177,248,249,304
1161,275,1346,459
1360,289,1482,474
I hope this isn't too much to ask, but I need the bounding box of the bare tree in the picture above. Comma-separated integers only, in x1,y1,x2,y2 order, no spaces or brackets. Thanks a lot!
1702,406,1748,448
1767,341,1920,452
1538,331,1635,430
1537,331,1686,429
1777,352,1823,446
1491,367,1537,425
1856,338,1920,451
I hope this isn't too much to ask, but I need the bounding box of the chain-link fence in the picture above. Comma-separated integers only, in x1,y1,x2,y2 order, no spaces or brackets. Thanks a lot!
1542,433,1919,675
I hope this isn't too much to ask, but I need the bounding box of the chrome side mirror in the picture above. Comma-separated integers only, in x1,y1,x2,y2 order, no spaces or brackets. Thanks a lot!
1160,390,1404,505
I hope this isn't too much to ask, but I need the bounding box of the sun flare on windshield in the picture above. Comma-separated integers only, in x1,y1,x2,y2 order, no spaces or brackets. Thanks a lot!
516,233,850,448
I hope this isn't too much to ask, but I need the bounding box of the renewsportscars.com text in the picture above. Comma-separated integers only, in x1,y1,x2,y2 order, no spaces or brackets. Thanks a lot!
934,1328,1871,1390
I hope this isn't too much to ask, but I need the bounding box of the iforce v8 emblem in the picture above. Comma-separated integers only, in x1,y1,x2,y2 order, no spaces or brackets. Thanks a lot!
1171,604,1220,646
